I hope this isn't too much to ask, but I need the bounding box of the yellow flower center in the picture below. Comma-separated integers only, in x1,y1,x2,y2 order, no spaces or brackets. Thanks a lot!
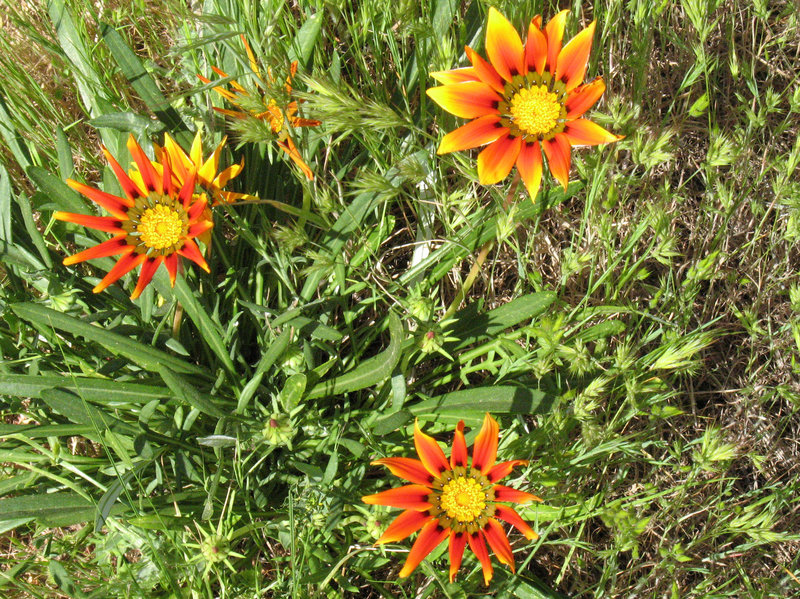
440,477,486,522
509,85,562,136
138,204,184,250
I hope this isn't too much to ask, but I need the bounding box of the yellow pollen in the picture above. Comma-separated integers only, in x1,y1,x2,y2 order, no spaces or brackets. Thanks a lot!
509,85,562,136
138,204,184,250
440,477,486,522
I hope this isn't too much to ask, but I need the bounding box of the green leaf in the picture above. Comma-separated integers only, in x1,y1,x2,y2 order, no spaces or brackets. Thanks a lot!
11,303,206,377
447,292,557,349
27,166,85,213
0,492,110,527
0,374,168,405
171,275,237,377
410,386,556,422
157,365,228,419
372,409,412,436
236,328,291,413
39,388,136,434
99,23,190,146
307,312,403,399
290,11,322,67
0,164,11,247
49,559,87,599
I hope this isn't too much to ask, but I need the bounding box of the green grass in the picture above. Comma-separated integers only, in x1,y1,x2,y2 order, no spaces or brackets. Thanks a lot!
1,0,800,597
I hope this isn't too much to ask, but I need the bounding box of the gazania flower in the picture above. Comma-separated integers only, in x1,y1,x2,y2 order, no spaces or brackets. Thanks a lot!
156,130,251,205
198,35,321,180
427,7,623,198
363,414,541,585
55,134,213,299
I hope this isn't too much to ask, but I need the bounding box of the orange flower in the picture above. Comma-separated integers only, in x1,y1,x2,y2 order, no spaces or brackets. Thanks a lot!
198,35,321,180
427,7,623,198
363,414,540,585
55,134,213,299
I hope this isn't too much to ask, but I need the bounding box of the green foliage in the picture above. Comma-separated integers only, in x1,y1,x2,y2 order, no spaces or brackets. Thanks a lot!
1,0,799,598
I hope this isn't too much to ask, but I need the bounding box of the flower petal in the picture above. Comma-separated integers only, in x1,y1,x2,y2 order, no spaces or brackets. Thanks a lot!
130,256,163,300
53,212,124,234
555,21,595,91
450,421,468,469
398,520,449,578
467,531,494,586
516,141,543,199
177,239,210,274
464,46,505,94
485,7,525,81
430,67,479,85
276,136,314,181
495,505,539,540
525,18,547,75
488,459,529,483
484,519,515,571
62,236,130,266
426,82,502,119
93,251,145,294
437,114,507,155
565,77,606,119
477,135,521,185
102,146,145,201
544,10,569,73
373,457,433,486
188,219,214,239
127,135,161,194
541,133,572,191
376,510,433,545
164,253,178,286
362,484,432,510
448,531,467,583
471,413,499,474
414,419,450,478
564,118,623,146
65,180,130,218
493,484,542,504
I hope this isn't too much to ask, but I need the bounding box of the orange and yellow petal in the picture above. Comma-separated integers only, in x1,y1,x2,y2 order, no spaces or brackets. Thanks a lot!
127,135,161,194
448,531,468,583
464,46,505,94
130,256,163,300
471,413,500,474
430,67,479,85
467,532,494,586
376,510,433,545
488,459,529,483
414,419,450,477
450,420,468,469
54,212,124,234
373,457,434,486
495,505,539,540
362,484,433,510
483,519,515,571
437,114,507,155
62,236,130,266
555,21,596,91
516,141,544,199
541,134,572,190
525,18,547,75
276,136,314,181
398,520,449,578
544,10,569,72
93,251,143,294
493,484,541,504
177,239,210,274
564,118,623,146
565,77,606,119
477,135,521,185
485,7,525,81
102,146,145,201
65,180,130,218
164,253,179,286
426,82,503,119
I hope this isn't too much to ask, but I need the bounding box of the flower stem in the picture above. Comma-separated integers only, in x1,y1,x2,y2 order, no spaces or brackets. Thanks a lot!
441,173,521,320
